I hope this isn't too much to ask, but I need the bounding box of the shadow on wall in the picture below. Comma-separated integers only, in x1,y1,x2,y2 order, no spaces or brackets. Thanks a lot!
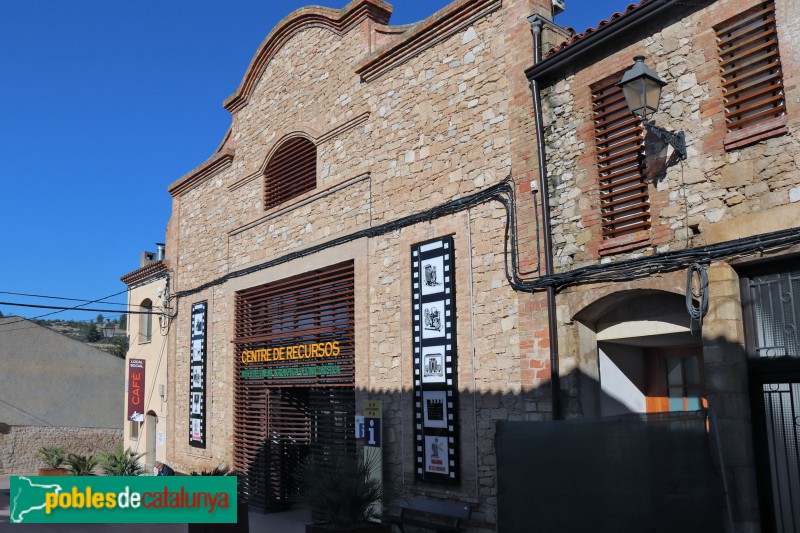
232,359,739,532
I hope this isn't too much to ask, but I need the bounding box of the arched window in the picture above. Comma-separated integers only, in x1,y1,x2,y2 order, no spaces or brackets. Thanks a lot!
139,299,153,344
264,136,316,210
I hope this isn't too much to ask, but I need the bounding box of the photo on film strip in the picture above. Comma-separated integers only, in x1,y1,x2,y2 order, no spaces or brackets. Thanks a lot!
423,390,448,429
424,435,450,476
420,255,445,296
421,346,446,384
421,300,446,339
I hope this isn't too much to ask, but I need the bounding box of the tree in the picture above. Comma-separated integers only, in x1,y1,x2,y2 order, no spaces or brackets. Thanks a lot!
119,314,127,331
109,336,129,359
96,314,104,324
0,309,4,317
86,322,102,343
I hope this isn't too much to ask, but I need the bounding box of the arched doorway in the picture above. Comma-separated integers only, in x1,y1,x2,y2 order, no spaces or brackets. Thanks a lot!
574,290,707,417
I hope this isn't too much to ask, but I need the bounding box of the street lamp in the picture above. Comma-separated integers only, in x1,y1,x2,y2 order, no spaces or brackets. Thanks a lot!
617,55,687,160
102,320,115,339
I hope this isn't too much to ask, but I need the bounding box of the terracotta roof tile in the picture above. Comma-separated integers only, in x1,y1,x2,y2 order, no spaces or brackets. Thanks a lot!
547,0,647,57
120,260,168,286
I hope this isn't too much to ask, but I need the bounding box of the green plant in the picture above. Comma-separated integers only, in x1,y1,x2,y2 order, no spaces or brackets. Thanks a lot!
66,453,99,476
36,446,66,469
190,466,234,476
295,454,384,528
99,447,145,476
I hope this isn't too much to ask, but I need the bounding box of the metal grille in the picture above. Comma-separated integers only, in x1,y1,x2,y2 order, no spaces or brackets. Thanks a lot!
748,268,800,359
715,1,787,133
592,74,650,239
233,263,355,512
761,382,800,532
264,136,316,210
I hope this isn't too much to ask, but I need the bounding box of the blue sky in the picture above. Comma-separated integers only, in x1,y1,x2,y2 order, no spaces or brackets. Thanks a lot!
0,0,634,322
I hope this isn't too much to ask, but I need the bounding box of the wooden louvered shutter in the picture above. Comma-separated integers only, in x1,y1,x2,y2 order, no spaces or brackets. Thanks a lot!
264,136,317,210
716,1,786,134
592,75,650,240
233,262,355,512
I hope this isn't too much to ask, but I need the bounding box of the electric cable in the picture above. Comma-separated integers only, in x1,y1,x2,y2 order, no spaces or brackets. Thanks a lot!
0,289,130,328
686,263,709,333
0,301,157,315
168,175,800,300
0,290,129,306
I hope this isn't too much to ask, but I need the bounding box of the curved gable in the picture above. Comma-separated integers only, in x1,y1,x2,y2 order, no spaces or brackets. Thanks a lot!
223,0,392,114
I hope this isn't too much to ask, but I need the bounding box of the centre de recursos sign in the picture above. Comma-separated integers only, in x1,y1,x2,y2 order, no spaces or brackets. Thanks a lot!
240,341,341,364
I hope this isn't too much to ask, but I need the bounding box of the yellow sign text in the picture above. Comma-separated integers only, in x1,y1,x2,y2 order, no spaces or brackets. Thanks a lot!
241,341,340,364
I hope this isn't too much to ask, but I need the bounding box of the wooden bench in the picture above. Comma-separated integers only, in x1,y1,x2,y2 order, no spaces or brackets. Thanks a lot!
384,497,471,533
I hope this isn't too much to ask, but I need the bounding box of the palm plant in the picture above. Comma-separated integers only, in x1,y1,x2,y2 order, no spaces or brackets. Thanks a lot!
35,446,66,469
65,453,99,476
295,454,385,529
99,447,146,476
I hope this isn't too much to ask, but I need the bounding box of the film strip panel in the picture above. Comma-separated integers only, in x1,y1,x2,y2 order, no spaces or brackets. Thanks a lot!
189,302,207,449
412,236,459,483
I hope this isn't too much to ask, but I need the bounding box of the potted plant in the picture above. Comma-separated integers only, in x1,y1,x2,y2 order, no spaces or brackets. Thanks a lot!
65,453,99,476
296,454,390,532
99,447,146,476
188,466,249,533
35,446,68,476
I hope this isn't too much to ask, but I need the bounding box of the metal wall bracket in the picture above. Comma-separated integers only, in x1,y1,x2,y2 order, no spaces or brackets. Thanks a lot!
645,121,687,160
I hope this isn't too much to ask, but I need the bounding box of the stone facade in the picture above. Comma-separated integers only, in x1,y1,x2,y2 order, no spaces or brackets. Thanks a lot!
0,425,121,474
532,0,800,531
164,1,558,529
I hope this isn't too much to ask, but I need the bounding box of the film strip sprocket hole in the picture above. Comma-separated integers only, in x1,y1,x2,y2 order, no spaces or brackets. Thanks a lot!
189,302,207,449
412,236,459,483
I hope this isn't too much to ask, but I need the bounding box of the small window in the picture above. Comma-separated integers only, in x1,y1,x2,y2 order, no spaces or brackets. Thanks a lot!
264,136,317,210
715,1,787,147
591,74,650,240
645,348,707,413
139,299,152,344
130,420,140,440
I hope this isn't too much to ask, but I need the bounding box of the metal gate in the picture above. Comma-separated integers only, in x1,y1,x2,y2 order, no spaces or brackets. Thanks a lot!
742,263,800,532
759,381,800,533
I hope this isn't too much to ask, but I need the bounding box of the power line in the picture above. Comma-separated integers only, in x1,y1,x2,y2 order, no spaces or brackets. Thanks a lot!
0,290,129,306
0,288,130,328
0,301,154,315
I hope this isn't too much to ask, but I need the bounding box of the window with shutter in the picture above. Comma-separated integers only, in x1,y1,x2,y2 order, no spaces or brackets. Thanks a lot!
592,74,650,241
264,136,317,210
715,1,787,148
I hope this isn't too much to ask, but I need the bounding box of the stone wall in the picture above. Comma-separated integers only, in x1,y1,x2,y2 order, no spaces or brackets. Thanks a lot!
0,424,122,474
540,0,800,271
164,1,556,529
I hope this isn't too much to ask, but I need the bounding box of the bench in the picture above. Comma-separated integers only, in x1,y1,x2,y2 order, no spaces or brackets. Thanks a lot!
384,496,471,533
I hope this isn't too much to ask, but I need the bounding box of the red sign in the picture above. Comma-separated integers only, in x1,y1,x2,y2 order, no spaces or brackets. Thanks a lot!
128,359,145,422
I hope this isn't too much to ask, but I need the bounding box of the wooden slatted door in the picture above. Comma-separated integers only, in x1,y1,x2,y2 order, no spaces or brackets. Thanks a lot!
233,262,356,512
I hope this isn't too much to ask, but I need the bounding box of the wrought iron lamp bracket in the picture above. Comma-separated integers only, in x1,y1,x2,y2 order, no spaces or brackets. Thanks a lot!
644,120,687,160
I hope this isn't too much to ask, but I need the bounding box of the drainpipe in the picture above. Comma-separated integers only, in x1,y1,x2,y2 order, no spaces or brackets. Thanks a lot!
529,17,561,420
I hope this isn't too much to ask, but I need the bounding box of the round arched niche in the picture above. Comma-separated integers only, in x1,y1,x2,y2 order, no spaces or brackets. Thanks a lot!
571,289,705,418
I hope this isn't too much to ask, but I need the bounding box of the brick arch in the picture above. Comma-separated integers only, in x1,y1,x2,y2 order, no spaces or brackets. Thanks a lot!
572,286,688,327
223,0,392,113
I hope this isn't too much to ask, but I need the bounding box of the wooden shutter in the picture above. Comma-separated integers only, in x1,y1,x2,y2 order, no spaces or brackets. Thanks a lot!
233,262,355,512
264,136,317,210
592,75,650,239
715,1,786,133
